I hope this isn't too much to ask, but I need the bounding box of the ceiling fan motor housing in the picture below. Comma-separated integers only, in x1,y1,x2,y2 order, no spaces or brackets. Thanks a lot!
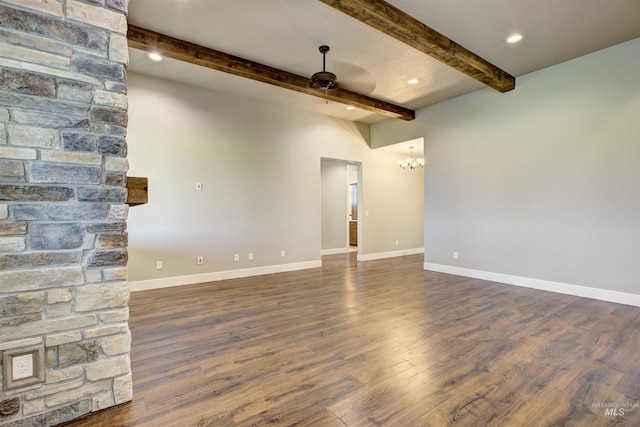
311,70,337,89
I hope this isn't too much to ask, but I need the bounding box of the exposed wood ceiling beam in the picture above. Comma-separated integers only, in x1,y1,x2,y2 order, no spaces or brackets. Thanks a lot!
127,25,415,121
319,0,516,92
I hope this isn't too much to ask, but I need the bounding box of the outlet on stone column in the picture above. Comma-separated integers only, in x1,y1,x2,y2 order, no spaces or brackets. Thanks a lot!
3,346,44,390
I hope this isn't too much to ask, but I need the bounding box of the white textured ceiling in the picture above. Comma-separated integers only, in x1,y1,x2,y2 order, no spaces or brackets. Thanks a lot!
127,0,640,127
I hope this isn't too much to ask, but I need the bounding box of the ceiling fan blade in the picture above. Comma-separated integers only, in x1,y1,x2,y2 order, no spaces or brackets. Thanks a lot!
332,60,376,94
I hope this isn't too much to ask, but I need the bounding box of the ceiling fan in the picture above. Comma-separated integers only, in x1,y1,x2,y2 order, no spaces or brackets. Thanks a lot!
310,46,376,106
311,45,337,91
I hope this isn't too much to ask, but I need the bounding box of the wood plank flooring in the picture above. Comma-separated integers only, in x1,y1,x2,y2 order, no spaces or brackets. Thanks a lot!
62,253,640,426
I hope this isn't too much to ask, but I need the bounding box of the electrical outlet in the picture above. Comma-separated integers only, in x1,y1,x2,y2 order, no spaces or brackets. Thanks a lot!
12,354,34,380
395,240,399,246
248,253,254,261
197,256,204,265
195,182,202,191
453,251,459,260
234,254,240,262
3,347,44,390
280,250,286,258
156,261,163,270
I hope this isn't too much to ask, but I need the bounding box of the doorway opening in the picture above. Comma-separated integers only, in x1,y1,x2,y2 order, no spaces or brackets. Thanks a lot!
320,159,362,256
347,163,359,251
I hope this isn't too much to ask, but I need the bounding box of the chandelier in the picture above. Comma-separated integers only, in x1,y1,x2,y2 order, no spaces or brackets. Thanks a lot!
398,146,424,170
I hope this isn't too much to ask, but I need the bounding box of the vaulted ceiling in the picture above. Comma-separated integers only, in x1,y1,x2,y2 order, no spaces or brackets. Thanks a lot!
127,0,640,125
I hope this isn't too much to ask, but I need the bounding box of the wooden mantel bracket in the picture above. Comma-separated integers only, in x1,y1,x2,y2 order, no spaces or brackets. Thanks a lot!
126,176,148,206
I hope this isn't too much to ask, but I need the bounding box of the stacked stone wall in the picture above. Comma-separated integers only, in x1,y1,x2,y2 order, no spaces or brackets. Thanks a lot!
0,1,132,425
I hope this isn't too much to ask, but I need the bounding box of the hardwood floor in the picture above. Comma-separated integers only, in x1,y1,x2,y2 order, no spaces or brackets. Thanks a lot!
62,253,640,426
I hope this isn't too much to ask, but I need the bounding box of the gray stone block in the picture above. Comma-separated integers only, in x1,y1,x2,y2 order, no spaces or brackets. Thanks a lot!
104,157,128,173
105,171,126,186
114,373,132,405
90,107,127,126
0,160,26,182
59,340,99,368
104,124,127,135
62,131,96,152
85,354,129,382
0,222,27,236
13,110,89,130
46,302,72,318
0,28,73,58
95,232,127,248
86,249,127,267
106,0,128,13
0,314,41,328
45,365,83,384
46,347,57,369
0,397,20,421
0,92,92,118
0,236,26,251
74,54,124,81
104,81,127,94
12,203,108,220
8,125,60,149
98,308,129,323
30,223,84,250
77,186,127,203
45,380,112,408
94,90,127,109
57,80,95,103
0,251,82,270
27,162,101,184
0,267,83,292
2,315,97,344
0,6,107,51
97,135,126,157
2,400,91,427
0,293,44,317
85,222,126,233
0,185,75,202
75,281,129,312
47,288,73,304
0,67,55,97
100,332,130,356
107,204,128,220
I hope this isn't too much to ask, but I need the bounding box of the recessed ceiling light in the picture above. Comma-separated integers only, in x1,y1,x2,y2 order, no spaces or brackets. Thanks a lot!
506,34,523,44
148,52,163,61
346,106,356,111
407,78,419,85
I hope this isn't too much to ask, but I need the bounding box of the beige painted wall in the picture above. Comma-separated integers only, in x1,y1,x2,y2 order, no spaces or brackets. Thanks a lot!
126,72,423,283
372,39,640,295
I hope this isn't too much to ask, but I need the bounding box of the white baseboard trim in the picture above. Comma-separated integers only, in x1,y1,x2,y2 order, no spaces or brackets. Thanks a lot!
130,260,322,292
358,248,424,262
321,247,351,256
424,263,640,307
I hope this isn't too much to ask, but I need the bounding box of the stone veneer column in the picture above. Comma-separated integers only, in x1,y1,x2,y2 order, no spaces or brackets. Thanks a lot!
0,1,132,426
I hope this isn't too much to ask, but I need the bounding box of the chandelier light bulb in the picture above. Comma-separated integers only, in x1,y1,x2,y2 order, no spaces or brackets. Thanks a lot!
398,146,425,170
